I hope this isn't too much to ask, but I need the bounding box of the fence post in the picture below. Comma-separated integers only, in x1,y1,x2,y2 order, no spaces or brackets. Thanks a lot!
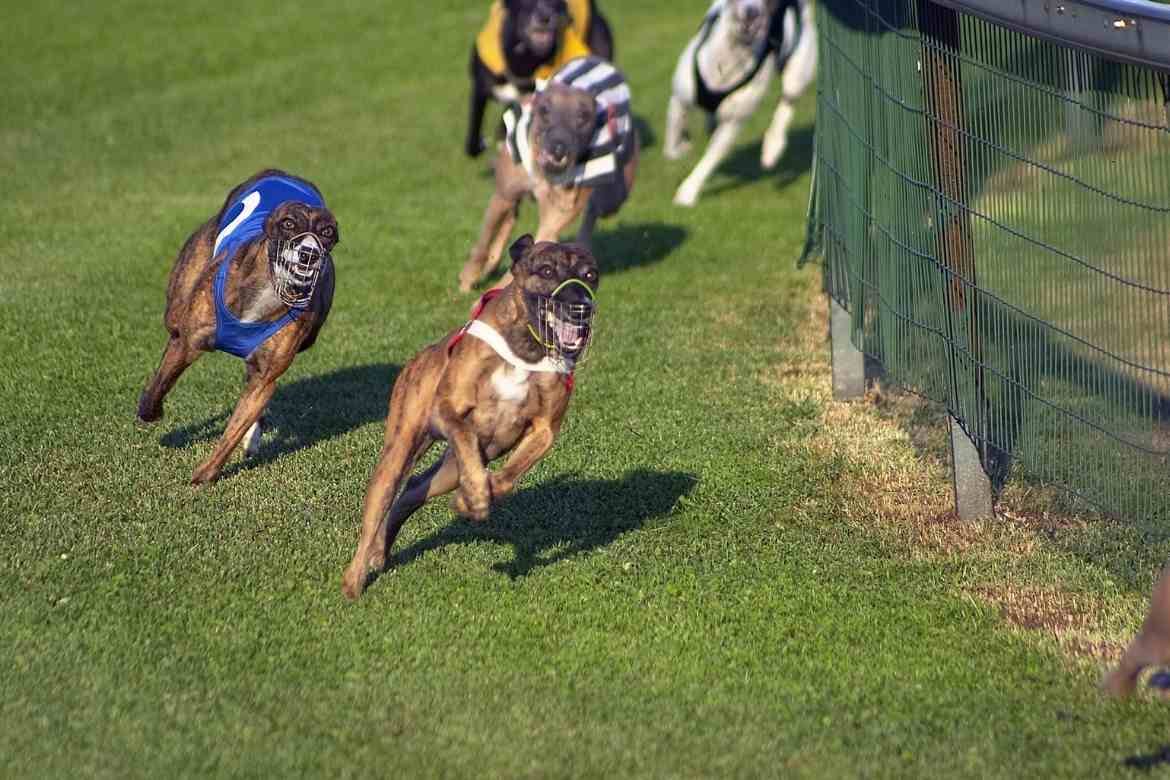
918,0,995,519
830,297,865,400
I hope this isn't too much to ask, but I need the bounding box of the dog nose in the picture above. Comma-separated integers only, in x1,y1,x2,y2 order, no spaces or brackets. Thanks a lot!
551,141,568,159
743,5,760,20
297,245,322,266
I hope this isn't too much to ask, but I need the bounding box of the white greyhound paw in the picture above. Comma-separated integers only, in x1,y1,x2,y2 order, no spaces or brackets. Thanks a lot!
761,134,787,170
243,419,265,458
664,139,692,160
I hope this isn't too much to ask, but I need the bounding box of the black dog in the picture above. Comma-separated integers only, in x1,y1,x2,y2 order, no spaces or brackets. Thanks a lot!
466,0,613,158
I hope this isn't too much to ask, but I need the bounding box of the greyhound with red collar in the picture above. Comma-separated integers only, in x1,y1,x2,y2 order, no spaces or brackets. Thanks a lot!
343,235,597,599
664,0,816,207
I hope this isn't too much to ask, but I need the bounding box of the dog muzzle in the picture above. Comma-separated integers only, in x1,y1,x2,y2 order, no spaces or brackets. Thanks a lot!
529,278,596,362
269,232,329,308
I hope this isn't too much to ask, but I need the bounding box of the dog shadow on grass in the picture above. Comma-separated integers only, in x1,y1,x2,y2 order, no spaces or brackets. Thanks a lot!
159,362,398,475
469,221,687,291
700,123,815,199
590,222,688,275
385,469,698,579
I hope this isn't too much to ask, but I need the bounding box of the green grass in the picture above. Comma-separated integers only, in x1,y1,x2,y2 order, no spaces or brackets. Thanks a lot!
3,1,1170,777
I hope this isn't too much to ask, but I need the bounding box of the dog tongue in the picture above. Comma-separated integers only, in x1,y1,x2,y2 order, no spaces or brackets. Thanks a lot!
555,320,584,350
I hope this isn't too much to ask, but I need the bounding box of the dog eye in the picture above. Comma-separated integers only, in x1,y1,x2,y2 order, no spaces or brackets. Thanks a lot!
320,226,335,238
539,265,555,279
537,103,550,119
281,218,296,231
578,110,593,127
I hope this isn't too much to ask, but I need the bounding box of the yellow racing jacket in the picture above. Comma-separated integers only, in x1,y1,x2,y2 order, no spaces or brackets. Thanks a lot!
475,0,594,84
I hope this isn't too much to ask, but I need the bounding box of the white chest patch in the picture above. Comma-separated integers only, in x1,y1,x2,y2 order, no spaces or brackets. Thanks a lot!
491,365,531,403
492,83,523,103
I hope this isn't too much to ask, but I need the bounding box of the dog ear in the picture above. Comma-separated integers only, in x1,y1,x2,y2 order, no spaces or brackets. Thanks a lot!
509,234,535,272
263,210,284,239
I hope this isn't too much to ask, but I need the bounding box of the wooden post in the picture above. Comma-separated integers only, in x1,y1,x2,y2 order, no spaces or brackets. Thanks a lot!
918,0,994,519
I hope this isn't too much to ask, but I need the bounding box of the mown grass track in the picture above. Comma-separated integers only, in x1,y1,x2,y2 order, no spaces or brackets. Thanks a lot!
2,1,1169,776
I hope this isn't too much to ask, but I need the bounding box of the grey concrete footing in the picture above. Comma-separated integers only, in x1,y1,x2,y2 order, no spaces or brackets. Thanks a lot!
830,298,865,401
949,416,995,519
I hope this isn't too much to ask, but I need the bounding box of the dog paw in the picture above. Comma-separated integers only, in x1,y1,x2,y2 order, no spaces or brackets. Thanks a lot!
465,137,487,158
664,140,692,160
189,463,221,486
136,394,162,424
761,139,786,170
450,490,490,522
673,182,700,207
243,418,266,458
341,566,366,601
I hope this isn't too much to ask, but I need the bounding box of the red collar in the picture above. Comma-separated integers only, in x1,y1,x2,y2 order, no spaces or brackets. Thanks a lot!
446,287,574,393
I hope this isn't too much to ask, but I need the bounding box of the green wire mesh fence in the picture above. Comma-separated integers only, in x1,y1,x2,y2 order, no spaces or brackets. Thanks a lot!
804,0,1170,519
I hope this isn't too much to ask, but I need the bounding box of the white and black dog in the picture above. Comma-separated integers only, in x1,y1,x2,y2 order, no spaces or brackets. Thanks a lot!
664,0,816,207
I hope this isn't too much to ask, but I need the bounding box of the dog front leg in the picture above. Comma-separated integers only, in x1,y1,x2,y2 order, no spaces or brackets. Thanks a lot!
664,94,692,160
575,201,600,249
460,194,518,292
190,369,280,485
138,336,202,423
534,188,589,243
761,100,796,170
489,422,556,500
437,401,492,522
673,118,744,207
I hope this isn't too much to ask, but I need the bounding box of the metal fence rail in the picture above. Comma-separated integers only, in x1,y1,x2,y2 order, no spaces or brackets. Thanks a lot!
805,0,1170,519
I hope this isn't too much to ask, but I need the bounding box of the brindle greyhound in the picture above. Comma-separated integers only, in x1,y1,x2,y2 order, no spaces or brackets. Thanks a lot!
343,235,598,599
137,169,339,485
459,58,637,292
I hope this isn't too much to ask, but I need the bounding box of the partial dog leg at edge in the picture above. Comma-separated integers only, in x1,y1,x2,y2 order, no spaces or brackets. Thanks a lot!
761,101,795,170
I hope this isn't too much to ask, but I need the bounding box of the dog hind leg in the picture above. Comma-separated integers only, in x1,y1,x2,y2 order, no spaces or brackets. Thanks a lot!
368,448,460,571
138,336,202,423
241,362,268,457
343,355,441,598
673,118,743,207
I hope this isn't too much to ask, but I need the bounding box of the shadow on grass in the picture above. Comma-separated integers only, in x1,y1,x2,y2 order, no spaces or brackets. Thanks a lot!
160,362,398,471
701,123,815,199
384,469,698,579
591,222,688,275
1124,745,1170,771
632,113,657,150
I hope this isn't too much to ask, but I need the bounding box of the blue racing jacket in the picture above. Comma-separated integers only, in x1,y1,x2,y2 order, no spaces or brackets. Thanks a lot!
211,175,325,359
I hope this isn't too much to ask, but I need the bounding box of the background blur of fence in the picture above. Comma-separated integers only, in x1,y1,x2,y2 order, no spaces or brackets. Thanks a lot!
805,0,1170,519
